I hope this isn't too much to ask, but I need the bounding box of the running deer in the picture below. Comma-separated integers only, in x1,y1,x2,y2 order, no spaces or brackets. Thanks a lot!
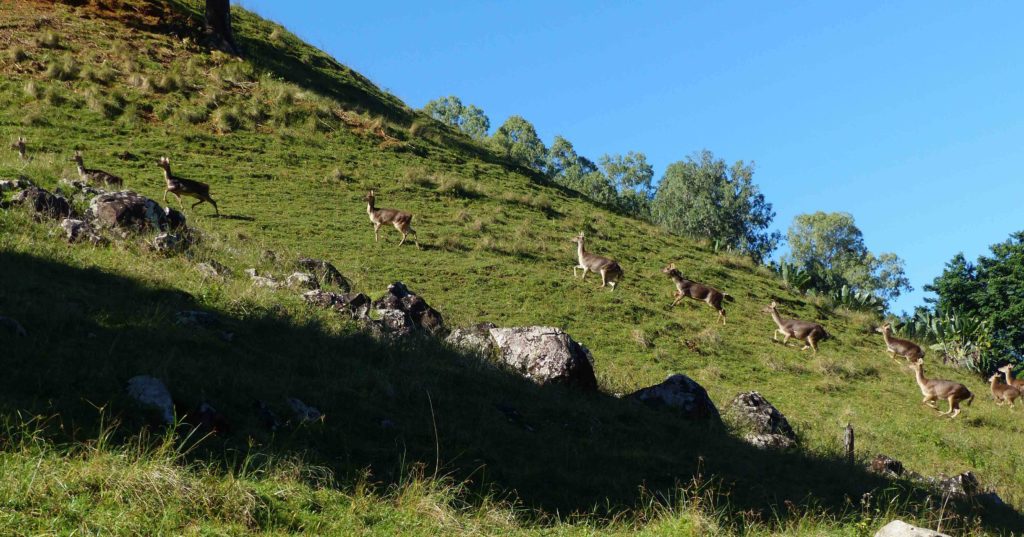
10,136,26,160
570,231,623,290
908,358,973,418
72,151,124,187
875,322,924,363
988,373,1021,408
363,190,418,247
762,300,830,353
997,364,1024,391
157,156,219,215
662,263,733,324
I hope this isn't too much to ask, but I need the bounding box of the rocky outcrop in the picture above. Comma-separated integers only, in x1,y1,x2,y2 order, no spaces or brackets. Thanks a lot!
302,289,371,318
59,178,105,200
126,375,174,425
13,186,71,219
196,260,231,279
870,454,905,478
285,271,319,290
89,191,166,232
724,391,797,448
164,207,187,231
0,178,31,192
929,471,979,499
60,218,103,245
245,268,282,289
628,374,719,420
152,232,185,254
874,520,949,537
371,282,445,336
488,326,598,390
296,258,349,290
446,322,498,356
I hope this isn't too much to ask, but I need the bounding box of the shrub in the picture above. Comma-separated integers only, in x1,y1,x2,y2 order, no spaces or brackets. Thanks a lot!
81,64,116,85
86,89,124,119
212,106,242,133
9,46,28,62
23,81,42,100
35,31,61,49
176,105,210,125
44,56,80,81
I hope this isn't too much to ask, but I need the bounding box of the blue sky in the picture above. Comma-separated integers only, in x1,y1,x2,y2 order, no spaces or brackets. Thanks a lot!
238,1,1024,314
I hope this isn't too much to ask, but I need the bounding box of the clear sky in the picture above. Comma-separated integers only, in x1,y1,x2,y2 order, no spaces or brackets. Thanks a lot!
237,1,1024,314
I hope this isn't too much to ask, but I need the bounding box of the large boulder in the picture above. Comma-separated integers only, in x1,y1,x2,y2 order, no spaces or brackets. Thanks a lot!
875,520,949,537
488,326,598,390
628,374,719,421
89,191,167,232
446,322,498,356
126,375,174,425
372,282,445,336
724,391,797,449
296,258,349,290
13,186,71,219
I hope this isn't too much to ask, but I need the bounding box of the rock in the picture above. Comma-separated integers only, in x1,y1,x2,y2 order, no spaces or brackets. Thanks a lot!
13,186,71,219
89,191,167,232
59,218,104,245
175,310,220,328
261,249,277,262
446,322,498,356
188,401,229,434
488,326,598,390
285,271,319,290
164,207,187,231
372,281,445,335
302,289,370,318
377,308,416,337
0,316,27,337
246,268,282,289
0,178,31,192
254,400,281,431
874,520,950,537
59,178,105,199
126,375,174,425
296,258,349,290
152,232,185,253
196,260,231,278
628,374,719,421
287,397,322,423
724,391,797,448
870,454,905,478
929,471,979,498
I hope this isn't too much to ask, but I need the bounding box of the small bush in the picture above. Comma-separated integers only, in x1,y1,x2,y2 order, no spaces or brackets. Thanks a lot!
81,64,116,85
22,110,46,126
326,168,350,183
212,106,242,133
438,177,474,198
44,56,80,81
44,86,66,106
35,31,61,49
86,89,124,119
23,81,42,100
9,46,29,62
631,329,653,349
176,105,210,125
153,73,184,93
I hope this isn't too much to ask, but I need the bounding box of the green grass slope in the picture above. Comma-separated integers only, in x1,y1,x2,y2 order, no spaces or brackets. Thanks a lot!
1,1,1022,534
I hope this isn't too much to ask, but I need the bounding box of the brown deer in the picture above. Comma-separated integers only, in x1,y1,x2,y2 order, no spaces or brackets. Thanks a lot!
988,373,1021,408
662,263,732,324
875,322,924,363
157,156,219,215
762,300,830,353
363,190,418,247
10,136,26,160
72,151,123,187
908,358,973,418
997,364,1024,391
570,231,623,290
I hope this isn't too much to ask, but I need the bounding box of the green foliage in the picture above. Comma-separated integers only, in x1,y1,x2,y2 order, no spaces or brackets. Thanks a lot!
785,211,911,307
422,95,490,139
926,231,1024,367
599,151,654,218
491,115,546,171
772,261,813,294
653,150,780,263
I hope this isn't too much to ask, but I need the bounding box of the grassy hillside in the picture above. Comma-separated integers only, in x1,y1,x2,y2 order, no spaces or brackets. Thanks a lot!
1,1,1023,534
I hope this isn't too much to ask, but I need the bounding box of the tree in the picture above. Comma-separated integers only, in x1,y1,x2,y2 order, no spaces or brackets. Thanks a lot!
653,150,780,262
785,211,911,304
422,96,491,140
491,115,546,171
926,232,1024,361
205,0,239,54
599,152,654,218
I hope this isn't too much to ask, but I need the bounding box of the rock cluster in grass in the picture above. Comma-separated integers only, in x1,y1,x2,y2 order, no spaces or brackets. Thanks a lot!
724,391,797,448
868,453,1003,505
296,258,349,291
371,281,445,336
627,373,719,421
13,186,71,219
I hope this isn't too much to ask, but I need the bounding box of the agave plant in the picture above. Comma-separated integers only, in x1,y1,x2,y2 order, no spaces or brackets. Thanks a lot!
827,284,885,314
773,261,813,294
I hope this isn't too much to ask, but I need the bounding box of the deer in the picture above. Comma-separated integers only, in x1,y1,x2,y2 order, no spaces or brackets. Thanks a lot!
662,263,733,324
875,322,924,363
72,151,123,187
10,136,27,160
570,231,623,290
995,362,1024,391
762,300,830,353
987,373,1021,408
157,156,219,216
363,190,418,247
908,358,973,418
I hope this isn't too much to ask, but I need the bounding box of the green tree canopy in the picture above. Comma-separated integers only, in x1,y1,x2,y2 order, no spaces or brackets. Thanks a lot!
491,115,546,171
926,232,1024,361
599,152,654,218
652,150,779,262
422,96,490,140
785,211,911,304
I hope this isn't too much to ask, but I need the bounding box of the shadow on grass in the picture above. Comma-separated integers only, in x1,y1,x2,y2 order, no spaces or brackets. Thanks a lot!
0,249,1021,533
215,214,256,222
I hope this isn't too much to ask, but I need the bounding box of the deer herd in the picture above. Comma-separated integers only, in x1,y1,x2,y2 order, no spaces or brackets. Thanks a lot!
8,136,1020,420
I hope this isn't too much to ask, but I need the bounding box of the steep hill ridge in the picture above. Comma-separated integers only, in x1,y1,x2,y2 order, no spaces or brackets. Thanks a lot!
1,1,1022,534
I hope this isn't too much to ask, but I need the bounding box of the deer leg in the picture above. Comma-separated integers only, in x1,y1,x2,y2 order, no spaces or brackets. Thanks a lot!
719,309,726,325
373,223,382,242
580,268,588,280
599,268,608,288
163,190,170,204
174,193,185,210
192,199,204,209
947,397,961,418
395,222,407,246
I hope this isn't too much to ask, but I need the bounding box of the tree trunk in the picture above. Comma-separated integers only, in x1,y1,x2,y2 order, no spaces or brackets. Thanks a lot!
205,0,239,55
